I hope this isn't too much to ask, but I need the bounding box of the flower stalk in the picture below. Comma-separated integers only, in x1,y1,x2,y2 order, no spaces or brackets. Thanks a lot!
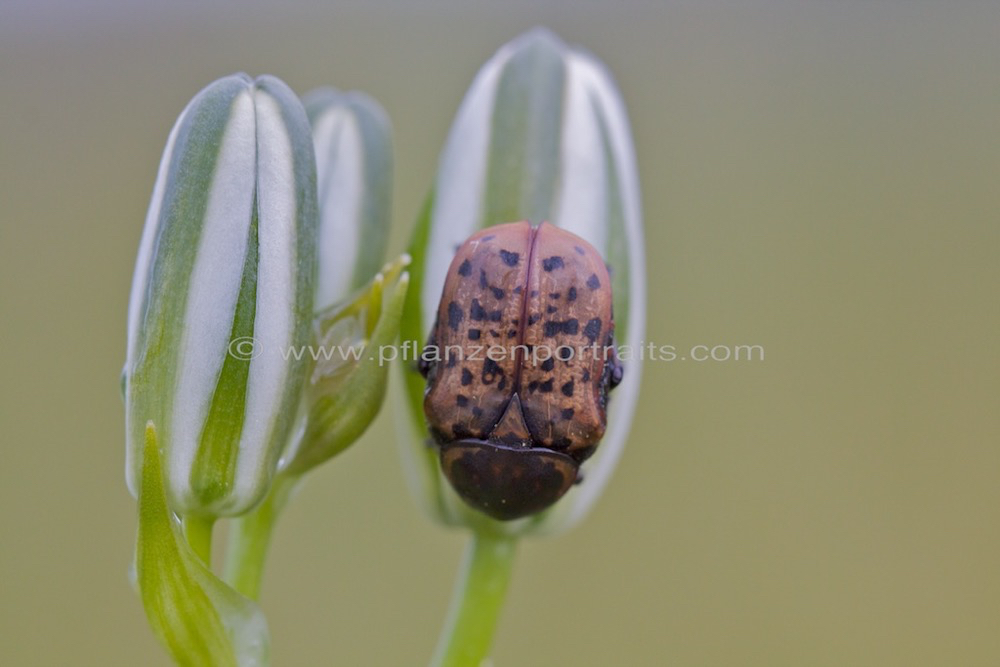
222,474,297,601
429,531,517,667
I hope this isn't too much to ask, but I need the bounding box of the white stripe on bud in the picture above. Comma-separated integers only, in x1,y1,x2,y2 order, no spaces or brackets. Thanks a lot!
305,88,393,312
169,89,257,499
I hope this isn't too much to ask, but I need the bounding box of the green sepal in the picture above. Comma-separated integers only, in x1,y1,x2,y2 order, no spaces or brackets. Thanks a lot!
137,422,269,667
282,256,410,475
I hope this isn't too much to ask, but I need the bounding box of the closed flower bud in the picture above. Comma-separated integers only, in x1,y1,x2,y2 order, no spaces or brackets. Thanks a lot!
280,255,409,475
398,29,646,535
304,87,393,312
125,73,318,518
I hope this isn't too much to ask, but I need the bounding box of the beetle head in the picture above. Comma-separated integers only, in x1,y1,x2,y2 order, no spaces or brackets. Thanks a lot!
438,394,579,520
439,440,578,521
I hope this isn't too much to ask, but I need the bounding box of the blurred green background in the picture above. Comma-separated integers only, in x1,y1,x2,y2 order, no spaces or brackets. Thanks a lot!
2,2,999,665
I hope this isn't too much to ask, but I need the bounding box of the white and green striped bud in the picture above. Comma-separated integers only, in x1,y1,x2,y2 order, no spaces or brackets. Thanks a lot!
304,87,393,312
125,73,318,518
398,29,646,536
213,84,398,603
269,87,399,475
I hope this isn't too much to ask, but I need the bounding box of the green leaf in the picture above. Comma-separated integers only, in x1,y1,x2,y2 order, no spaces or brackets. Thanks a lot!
137,422,269,667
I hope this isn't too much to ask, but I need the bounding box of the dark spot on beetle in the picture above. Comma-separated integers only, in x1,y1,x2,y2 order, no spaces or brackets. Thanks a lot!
481,358,503,385
489,310,503,322
447,302,463,330
461,368,473,386
574,245,586,256
549,292,561,299
468,329,481,340
561,407,575,420
499,249,520,266
472,406,484,418
470,299,486,321
544,319,579,337
539,379,554,393
491,286,505,300
583,317,602,343
546,305,558,314
479,269,488,289
528,313,541,325
457,259,472,276
456,395,469,407
512,318,519,325
582,369,591,382
540,358,555,372
489,329,500,337
528,380,539,392
542,256,564,271
561,380,575,397
556,345,573,361
587,274,601,290
513,286,523,295
530,290,539,297
452,423,473,438
498,377,507,391
567,286,577,302
507,329,518,338
446,356,458,368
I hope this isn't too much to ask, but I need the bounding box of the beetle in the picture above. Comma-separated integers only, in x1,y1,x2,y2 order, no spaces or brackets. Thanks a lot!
419,221,622,520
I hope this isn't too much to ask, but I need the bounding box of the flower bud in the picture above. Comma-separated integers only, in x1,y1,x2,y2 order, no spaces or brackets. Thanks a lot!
398,29,646,535
304,87,393,312
274,87,398,475
280,256,409,475
125,73,318,517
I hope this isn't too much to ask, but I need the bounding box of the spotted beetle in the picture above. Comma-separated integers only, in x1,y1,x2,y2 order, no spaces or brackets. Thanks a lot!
420,221,622,520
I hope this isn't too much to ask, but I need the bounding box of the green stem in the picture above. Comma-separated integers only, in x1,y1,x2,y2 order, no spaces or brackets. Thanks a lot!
222,474,298,600
183,515,215,566
430,530,518,667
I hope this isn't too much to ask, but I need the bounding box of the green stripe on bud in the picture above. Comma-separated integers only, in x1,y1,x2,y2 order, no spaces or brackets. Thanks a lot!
125,73,318,518
398,29,646,536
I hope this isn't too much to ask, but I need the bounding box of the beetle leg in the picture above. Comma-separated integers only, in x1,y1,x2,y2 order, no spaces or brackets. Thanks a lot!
608,334,623,390
418,325,438,378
